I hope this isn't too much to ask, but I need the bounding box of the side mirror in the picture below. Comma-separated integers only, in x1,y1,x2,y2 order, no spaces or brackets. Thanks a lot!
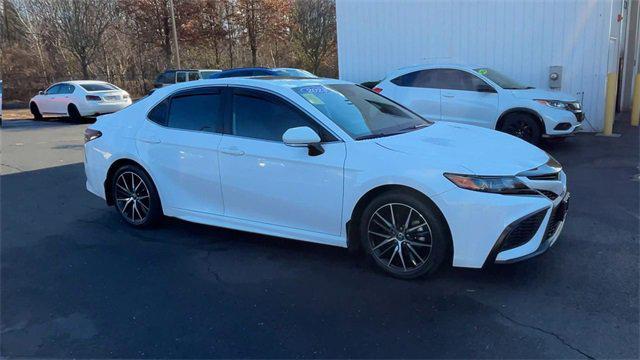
477,84,496,93
283,126,324,156
38,90,44,95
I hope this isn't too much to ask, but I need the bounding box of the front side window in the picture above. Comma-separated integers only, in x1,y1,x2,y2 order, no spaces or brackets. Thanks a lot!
162,71,176,84
391,70,438,88
294,84,430,140
473,68,530,90
436,69,492,92
45,85,62,95
232,89,332,142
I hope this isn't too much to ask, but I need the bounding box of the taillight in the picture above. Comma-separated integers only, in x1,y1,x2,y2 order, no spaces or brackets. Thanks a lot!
373,87,383,93
84,128,102,143
86,95,101,101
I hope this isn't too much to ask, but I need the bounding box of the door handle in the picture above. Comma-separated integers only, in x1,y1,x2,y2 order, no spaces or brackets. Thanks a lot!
221,147,245,156
139,137,161,144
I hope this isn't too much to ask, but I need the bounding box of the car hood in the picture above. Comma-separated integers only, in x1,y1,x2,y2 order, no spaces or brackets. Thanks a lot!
374,123,549,176
509,88,577,102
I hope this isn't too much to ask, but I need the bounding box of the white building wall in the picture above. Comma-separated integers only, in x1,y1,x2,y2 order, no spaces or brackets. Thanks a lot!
336,0,620,131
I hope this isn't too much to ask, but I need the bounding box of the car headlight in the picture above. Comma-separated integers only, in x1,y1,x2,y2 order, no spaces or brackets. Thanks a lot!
444,173,538,195
535,99,569,110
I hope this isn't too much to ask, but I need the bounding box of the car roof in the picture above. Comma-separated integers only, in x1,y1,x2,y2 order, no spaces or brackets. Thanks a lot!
383,63,487,79
150,77,350,96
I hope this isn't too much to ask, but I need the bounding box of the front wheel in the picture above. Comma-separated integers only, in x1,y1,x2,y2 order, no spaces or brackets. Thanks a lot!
359,191,449,279
112,165,162,227
30,102,43,121
500,113,542,145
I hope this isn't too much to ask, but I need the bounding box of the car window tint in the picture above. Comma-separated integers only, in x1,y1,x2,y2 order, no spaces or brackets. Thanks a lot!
391,70,438,88
167,93,222,132
188,72,200,81
232,90,331,142
81,83,116,91
176,72,187,83
148,99,169,126
61,84,75,94
46,85,62,95
436,69,491,91
163,72,175,84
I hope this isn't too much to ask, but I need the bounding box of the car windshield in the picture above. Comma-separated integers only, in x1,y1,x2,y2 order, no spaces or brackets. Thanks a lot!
81,83,117,91
294,84,431,140
275,69,317,78
473,68,532,90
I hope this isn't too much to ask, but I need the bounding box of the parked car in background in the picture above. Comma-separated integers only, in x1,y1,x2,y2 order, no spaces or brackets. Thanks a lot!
84,77,569,278
374,64,584,144
30,81,132,122
199,69,222,79
209,67,317,79
153,69,202,88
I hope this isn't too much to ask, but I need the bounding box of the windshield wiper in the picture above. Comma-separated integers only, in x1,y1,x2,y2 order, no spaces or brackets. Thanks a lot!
355,133,391,140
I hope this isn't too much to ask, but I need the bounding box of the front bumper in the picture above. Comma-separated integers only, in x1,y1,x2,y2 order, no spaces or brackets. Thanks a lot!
492,192,569,264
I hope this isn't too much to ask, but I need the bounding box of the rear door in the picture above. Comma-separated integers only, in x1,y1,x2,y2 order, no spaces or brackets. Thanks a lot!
438,69,499,128
136,86,226,215
383,70,441,121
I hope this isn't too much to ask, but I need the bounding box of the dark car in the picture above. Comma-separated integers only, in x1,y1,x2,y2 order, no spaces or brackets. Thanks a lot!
210,67,317,79
153,69,221,88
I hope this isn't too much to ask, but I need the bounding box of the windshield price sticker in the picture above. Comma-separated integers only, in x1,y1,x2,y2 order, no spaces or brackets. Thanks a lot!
298,85,329,94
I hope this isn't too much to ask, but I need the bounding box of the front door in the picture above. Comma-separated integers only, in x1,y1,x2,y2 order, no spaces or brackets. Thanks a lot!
218,87,346,235
437,69,499,128
136,86,225,215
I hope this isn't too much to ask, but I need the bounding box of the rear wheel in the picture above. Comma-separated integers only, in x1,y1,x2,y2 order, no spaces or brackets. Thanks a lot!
112,165,162,227
68,104,82,122
30,102,43,121
359,190,449,279
500,113,542,145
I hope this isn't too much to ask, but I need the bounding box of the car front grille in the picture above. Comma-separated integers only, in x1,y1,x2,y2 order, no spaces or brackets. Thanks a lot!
528,173,559,181
500,210,547,251
537,190,559,200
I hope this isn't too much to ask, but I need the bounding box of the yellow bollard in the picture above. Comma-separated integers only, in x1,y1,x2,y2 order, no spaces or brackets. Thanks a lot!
602,72,618,136
632,73,640,127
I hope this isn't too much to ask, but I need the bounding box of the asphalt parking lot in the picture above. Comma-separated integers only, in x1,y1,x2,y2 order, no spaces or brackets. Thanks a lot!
1,116,638,358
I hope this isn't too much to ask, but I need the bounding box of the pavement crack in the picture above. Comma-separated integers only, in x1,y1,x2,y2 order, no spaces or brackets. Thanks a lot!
496,310,595,359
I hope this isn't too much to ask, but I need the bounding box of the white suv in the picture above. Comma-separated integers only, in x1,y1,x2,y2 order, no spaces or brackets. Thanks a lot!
374,64,584,144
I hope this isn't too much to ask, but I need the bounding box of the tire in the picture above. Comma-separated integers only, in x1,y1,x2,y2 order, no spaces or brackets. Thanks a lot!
111,165,163,228
68,104,82,122
499,113,542,145
30,102,43,121
359,190,449,279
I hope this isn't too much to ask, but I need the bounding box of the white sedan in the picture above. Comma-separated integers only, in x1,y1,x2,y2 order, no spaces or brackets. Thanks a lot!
84,77,569,278
30,80,132,121
374,64,584,144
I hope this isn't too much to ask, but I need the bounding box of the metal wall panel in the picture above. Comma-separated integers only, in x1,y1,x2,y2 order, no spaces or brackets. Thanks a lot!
336,0,617,131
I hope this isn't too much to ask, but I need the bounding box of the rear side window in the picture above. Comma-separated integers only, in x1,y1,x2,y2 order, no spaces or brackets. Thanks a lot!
176,72,187,83
232,89,333,142
58,84,75,94
167,91,222,132
188,72,200,81
148,99,169,126
391,70,438,88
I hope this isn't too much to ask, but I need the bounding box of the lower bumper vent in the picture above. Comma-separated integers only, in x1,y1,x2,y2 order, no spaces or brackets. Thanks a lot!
500,210,546,251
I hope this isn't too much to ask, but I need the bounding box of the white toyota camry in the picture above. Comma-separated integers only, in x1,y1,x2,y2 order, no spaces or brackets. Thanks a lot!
30,80,132,121
84,77,569,278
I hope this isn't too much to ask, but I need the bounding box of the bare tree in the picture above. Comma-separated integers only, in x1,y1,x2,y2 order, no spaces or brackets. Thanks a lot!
291,0,336,74
45,0,118,78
